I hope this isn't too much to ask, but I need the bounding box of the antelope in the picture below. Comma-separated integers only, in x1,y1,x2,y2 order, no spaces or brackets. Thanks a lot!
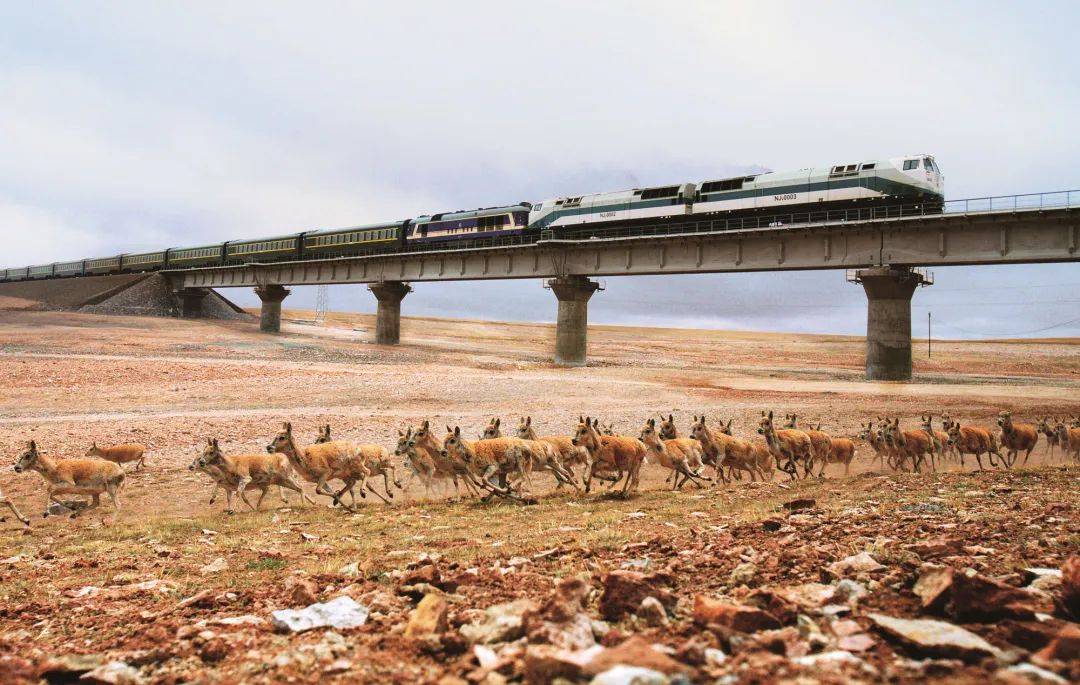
996,412,1039,468
658,414,679,440
858,421,891,471
572,417,646,495
0,483,29,526
266,422,371,511
13,440,124,518
821,431,857,477
1071,417,1080,428
315,424,403,503
410,420,484,499
189,447,297,509
639,418,709,489
198,438,312,513
783,414,832,478
440,426,533,499
945,421,1000,471
883,418,935,473
691,415,769,482
516,416,589,490
757,411,813,480
85,442,147,471
919,415,956,465
598,421,617,437
481,417,502,439
1053,420,1080,462
1036,417,1060,460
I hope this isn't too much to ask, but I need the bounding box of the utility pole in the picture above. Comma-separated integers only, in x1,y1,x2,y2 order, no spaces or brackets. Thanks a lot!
928,311,931,359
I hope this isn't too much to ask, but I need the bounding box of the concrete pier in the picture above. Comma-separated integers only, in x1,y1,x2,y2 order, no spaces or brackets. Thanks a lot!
176,288,209,318
254,285,290,333
851,267,930,381
368,281,411,345
548,276,601,367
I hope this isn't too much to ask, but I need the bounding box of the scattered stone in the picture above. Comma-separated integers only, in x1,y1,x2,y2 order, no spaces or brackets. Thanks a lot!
598,571,676,622
693,595,781,632
460,599,536,644
837,633,876,652
405,593,449,637
907,537,964,558
949,570,1045,621
271,596,369,633
1061,555,1080,618
775,583,837,611
826,552,885,578
523,645,599,684
286,577,319,606
637,597,668,628
914,564,954,612
338,561,361,577
200,557,228,575
523,576,596,650
703,647,726,667
589,665,668,685
729,562,757,586
869,613,1004,662
783,498,816,511
1032,623,1079,663
994,663,1069,684
39,654,107,680
79,661,144,685
1023,568,1062,594
586,636,692,677
761,519,783,532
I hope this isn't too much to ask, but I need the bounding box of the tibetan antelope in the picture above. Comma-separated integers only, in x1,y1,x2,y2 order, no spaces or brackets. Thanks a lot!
440,426,533,499
410,420,484,499
757,411,813,480
691,415,769,482
883,418,935,473
0,483,29,526
783,414,832,477
996,412,1039,468
639,418,709,489
945,420,1000,470
572,417,645,495
919,415,956,465
859,421,891,471
1053,420,1079,462
819,428,857,477
1036,417,1060,460
516,416,589,490
658,414,679,440
266,422,371,511
198,438,312,513
188,451,289,508
481,417,502,439
13,440,124,518
85,442,147,471
315,424,403,503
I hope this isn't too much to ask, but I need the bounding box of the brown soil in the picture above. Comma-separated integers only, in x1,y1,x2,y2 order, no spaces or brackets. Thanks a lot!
0,308,1076,684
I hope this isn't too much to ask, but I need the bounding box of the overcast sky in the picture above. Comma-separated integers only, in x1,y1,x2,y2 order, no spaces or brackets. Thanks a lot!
3,2,1078,338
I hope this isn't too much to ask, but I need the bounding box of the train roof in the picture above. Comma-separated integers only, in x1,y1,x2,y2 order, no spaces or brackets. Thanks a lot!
305,220,407,237
415,203,531,223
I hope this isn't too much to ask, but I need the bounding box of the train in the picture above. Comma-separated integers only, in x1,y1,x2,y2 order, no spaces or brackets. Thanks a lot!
1,155,942,282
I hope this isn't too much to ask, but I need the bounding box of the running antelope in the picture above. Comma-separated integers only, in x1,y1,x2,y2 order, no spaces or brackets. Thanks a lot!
198,438,312,513
639,418,709,489
757,411,814,480
1053,420,1080,462
1036,417,1060,460
859,421,891,471
315,424,403,503
266,422,371,511
13,440,124,518
658,414,679,440
572,417,646,495
996,412,1039,468
410,420,484,499
691,415,769,482
945,420,1000,470
440,426,533,499
0,483,29,526
783,414,832,477
919,415,956,465
516,416,589,490
481,418,502,439
883,418,935,473
85,442,147,471
819,428,857,477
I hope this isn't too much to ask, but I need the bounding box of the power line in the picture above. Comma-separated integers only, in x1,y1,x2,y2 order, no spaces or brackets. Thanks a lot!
929,316,1080,338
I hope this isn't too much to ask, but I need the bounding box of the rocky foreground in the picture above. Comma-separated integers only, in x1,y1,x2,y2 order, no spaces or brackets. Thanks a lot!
0,467,1076,684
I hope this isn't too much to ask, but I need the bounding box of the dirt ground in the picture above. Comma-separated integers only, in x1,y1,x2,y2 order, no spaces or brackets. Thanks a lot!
0,307,1077,684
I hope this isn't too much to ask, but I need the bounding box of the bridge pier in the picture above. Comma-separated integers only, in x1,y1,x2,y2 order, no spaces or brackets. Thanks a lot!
368,281,411,345
548,276,601,367
176,288,209,318
255,285,290,333
851,267,931,381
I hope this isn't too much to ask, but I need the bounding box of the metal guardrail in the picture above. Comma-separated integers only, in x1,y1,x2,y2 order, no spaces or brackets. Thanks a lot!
943,189,1077,214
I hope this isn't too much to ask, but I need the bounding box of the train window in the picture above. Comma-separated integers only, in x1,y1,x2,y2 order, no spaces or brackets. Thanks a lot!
640,186,679,200
831,165,844,174
845,164,857,172
861,163,875,170
903,159,920,170
923,157,934,170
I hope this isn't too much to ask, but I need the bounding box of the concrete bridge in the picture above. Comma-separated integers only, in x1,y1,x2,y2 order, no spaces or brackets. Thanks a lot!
24,192,1080,380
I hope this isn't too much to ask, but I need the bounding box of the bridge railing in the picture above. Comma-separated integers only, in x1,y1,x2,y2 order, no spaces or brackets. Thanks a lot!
943,189,1076,214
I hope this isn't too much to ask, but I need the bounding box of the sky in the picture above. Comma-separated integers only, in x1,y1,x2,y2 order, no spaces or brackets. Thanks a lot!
2,1,1078,338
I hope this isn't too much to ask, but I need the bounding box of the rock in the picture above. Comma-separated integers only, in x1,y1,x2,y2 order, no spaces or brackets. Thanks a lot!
271,596,369,633
792,650,870,672
460,599,536,644
837,633,876,652
826,552,885,578
914,564,954,612
39,654,107,680
79,661,144,685
338,561,361,577
286,577,319,606
200,557,228,575
523,645,600,685
637,597,668,628
761,519,783,532
704,647,726,667
783,498,816,511
774,583,837,611
405,593,449,637
589,665,669,685
797,614,830,651
523,576,597,650
692,595,781,632
994,663,1069,684
834,579,867,604
1023,568,1062,594
868,613,1004,662
998,619,1065,652
598,571,676,622
1061,555,1080,618
729,562,757,586
586,636,692,677
1032,623,1079,663
907,537,964,558
949,570,1045,621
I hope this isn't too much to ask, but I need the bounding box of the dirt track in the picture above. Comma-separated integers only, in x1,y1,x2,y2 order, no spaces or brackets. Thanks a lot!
0,308,1076,684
